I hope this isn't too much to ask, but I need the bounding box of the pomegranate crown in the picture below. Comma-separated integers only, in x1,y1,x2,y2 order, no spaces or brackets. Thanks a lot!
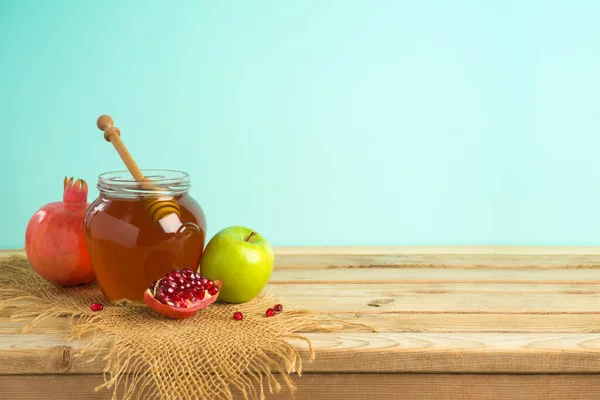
63,176,88,204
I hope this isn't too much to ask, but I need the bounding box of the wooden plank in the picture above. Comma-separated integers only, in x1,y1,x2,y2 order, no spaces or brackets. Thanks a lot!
274,253,600,268
3,332,600,374
9,249,600,283
2,373,600,400
6,248,600,268
287,332,600,373
0,250,23,256
4,313,600,335
271,246,600,268
331,312,600,333
265,283,600,313
12,281,600,317
8,246,600,257
0,317,72,335
9,281,600,315
271,266,600,284
4,309,600,338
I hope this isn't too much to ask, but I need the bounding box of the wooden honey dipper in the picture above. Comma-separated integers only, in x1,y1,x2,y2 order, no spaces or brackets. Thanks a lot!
96,115,183,231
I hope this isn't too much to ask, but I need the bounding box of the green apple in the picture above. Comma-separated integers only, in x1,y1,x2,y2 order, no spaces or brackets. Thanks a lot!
199,226,274,304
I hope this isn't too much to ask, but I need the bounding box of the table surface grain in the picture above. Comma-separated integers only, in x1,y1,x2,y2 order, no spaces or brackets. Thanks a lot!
3,246,600,399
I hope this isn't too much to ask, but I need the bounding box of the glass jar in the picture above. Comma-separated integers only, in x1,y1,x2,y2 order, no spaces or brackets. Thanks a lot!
84,170,206,302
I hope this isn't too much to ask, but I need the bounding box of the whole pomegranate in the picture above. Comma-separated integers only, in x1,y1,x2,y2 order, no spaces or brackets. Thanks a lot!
25,177,95,286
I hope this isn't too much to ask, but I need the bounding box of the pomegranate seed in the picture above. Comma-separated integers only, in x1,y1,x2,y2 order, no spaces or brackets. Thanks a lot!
198,290,206,300
265,308,275,317
194,272,202,280
205,280,214,290
90,303,103,312
233,312,243,321
274,304,283,312
166,275,175,282
208,285,219,295
200,277,208,286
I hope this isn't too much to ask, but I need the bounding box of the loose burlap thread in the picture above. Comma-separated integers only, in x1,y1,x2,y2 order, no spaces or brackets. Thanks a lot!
0,256,368,400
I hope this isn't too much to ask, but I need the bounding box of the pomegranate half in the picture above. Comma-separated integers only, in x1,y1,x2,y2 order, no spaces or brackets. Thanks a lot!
143,268,221,319
25,177,95,286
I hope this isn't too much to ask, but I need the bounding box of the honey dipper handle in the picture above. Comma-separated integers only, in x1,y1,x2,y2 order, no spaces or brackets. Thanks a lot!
95,114,190,233
96,115,148,185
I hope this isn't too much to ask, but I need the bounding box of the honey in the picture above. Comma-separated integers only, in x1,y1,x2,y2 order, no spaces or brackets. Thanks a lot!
84,170,206,301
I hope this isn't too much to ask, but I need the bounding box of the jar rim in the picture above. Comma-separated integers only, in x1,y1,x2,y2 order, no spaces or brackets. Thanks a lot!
97,169,191,198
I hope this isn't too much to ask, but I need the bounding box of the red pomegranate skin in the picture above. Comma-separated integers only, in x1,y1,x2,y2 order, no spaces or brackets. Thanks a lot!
25,177,95,287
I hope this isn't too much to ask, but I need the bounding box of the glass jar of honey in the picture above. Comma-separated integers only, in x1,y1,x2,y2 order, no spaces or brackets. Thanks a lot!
84,170,206,302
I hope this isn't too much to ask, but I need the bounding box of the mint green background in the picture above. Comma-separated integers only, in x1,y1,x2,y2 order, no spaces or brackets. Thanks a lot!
2,1,600,249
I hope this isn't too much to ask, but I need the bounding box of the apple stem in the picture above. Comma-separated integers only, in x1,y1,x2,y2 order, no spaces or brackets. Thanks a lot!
245,232,257,243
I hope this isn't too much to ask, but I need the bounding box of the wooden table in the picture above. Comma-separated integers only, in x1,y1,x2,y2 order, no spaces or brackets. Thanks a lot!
3,246,600,399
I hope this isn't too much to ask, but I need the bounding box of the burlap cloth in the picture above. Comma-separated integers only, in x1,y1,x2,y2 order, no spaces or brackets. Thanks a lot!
0,255,370,400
